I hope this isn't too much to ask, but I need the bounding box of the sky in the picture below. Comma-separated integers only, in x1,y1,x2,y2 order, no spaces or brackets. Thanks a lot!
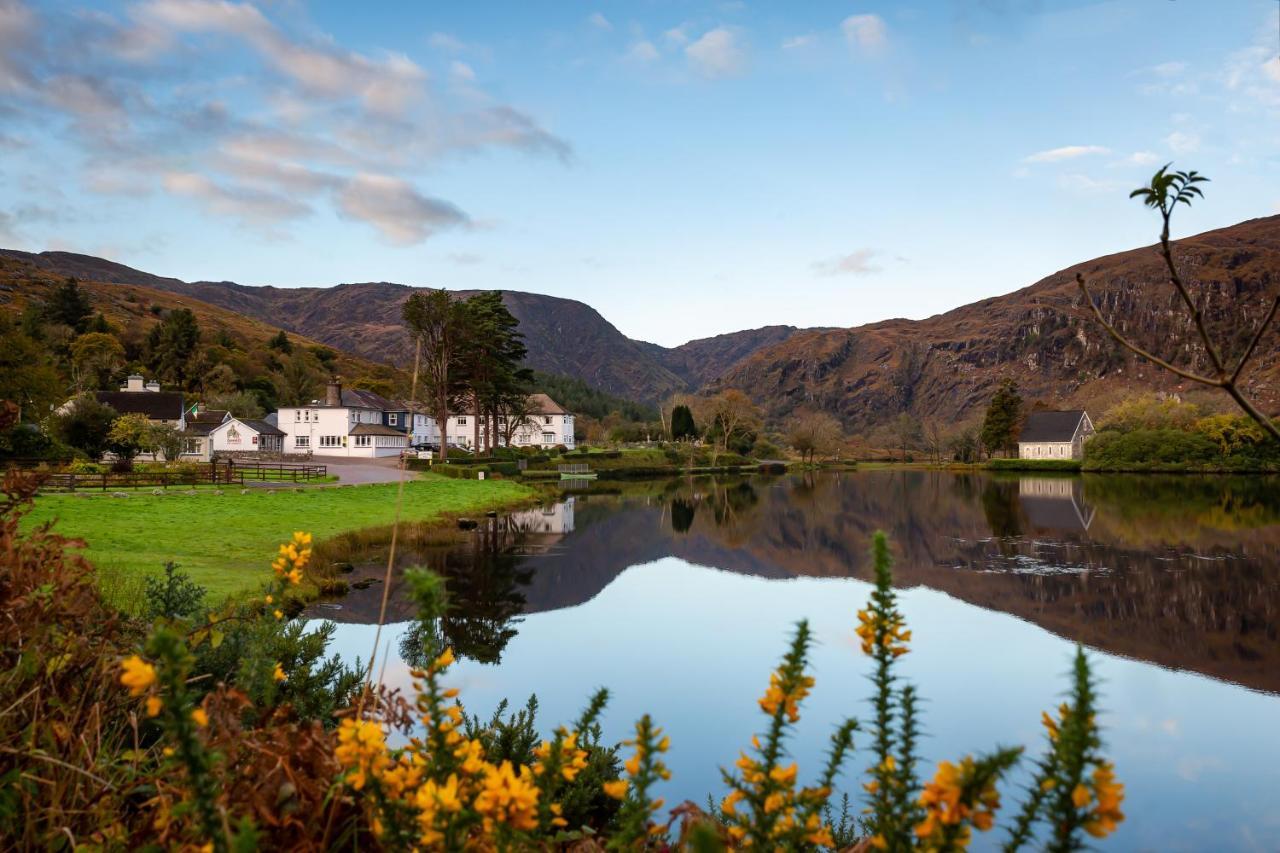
1,1,1278,347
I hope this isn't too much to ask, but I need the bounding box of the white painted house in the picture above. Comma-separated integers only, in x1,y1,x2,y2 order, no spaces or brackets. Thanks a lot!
418,393,576,451
1017,410,1095,461
277,382,409,458
209,417,285,454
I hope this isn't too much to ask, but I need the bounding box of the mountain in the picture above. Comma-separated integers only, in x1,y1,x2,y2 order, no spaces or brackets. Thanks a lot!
6,214,1280,427
707,215,1280,429
0,248,806,405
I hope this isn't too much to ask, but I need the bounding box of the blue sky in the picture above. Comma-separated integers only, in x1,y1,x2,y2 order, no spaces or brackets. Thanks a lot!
1,1,1278,346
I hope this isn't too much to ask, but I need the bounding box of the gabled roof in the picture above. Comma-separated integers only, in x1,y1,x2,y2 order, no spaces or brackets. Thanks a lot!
94,390,185,421
211,417,286,437
1018,410,1086,443
350,423,405,437
341,388,398,411
527,393,568,415
238,418,285,437
188,409,229,426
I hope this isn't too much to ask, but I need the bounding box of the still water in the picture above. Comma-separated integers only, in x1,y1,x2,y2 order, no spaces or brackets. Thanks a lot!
308,471,1280,851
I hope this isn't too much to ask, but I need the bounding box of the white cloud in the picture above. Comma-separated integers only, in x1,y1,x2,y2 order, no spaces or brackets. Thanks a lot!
841,14,887,54
1150,61,1187,77
164,170,312,222
428,32,465,53
449,60,475,81
1126,151,1161,166
1057,173,1126,195
1023,145,1110,164
588,12,612,31
626,40,660,63
338,173,468,245
814,248,881,276
663,23,692,46
782,33,816,51
1165,130,1200,154
685,27,747,79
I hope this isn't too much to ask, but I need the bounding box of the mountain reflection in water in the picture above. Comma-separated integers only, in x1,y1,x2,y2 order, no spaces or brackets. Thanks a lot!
310,471,1280,696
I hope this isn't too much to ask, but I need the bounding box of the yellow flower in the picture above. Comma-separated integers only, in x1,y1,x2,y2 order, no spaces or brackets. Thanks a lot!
145,696,163,717
273,663,287,682
434,648,455,670
120,655,156,696
1072,783,1092,809
473,760,540,832
264,594,273,604
191,708,208,728
603,779,629,799
274,609,284,620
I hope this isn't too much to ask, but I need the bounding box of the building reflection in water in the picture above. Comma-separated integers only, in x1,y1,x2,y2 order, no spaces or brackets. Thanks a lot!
313,471,1280,694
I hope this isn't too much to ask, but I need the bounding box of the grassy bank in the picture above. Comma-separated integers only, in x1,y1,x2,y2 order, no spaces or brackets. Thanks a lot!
24,475,532,602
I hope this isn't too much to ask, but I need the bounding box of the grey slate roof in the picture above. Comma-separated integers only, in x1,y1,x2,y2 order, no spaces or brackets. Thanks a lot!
341,388,398,410
238,419,285,437
350,423,404,437
94,390,184,421
1018,410,1085,443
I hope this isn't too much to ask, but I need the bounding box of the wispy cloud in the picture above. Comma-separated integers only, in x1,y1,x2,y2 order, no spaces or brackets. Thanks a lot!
1165,130,1200,154
626,40,660,63
686,27,747,79
588,12,612,31
1023,145,1110,164
1125,151,1161,167
813,248,882,276
338,173,469,246
782,33,816,51
1057,173,1126,195
0,0,569,245
841,14,887,54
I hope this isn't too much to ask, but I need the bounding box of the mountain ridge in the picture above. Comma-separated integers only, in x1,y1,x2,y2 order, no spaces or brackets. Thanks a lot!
6,213,1280,427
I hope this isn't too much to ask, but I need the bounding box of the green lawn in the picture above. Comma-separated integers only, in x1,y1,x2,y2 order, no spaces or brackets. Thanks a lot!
24,475,532,601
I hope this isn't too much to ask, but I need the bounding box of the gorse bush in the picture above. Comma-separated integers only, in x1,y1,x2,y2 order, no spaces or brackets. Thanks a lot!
0,469,1125,850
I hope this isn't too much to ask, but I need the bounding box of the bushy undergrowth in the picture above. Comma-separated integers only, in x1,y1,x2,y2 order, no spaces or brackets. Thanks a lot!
1084,396,1280,472
1,468,1125,850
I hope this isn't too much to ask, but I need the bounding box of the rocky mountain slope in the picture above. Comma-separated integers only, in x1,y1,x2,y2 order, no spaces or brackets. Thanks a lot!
0,248,804,404
6,213,1280,426
708,214,1280,429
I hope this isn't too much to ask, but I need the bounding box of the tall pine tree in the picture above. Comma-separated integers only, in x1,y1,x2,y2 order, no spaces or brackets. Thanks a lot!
980,378,1023,457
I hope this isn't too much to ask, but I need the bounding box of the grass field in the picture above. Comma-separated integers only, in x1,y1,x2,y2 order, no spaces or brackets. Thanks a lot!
24,475,532,602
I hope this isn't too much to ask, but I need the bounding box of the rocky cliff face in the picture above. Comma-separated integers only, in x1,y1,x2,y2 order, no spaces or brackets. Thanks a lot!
709,215,1280,428
5,214,1278,422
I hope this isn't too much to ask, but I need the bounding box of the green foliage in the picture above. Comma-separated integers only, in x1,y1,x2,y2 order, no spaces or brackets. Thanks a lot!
267,330,293,353
987,458,1081,472
1085,428,1226,471
146,308,202,387
57,397,121,460
0,314,62,421
144,561,207,620
671,404,697,440
532,371,657,422
44,278,93,333
1130,163,1208,212
980,379,1023,456
107,412,155,466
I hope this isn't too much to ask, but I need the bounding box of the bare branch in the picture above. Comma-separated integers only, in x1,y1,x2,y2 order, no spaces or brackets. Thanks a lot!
1230,295,1280,385
1075,274,1222,386
1157,211,1227,377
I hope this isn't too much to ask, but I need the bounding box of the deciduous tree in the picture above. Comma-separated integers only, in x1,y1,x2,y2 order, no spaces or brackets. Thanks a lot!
69,332,125,391
787,411,842,464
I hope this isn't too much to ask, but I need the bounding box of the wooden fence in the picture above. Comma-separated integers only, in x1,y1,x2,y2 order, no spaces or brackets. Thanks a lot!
25,459,327,491
38,469,244,492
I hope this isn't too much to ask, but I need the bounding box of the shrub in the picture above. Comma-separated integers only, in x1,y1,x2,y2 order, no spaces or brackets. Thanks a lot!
1083,428,1220,470
987,458,1082,472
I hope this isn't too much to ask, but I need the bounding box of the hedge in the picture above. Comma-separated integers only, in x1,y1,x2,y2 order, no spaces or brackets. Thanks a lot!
986,459,1082,472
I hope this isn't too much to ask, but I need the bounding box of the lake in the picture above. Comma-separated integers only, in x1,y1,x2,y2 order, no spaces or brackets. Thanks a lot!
307,471,1280,851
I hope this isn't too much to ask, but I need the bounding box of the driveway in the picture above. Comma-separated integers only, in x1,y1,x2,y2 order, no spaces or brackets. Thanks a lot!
314,456,409,485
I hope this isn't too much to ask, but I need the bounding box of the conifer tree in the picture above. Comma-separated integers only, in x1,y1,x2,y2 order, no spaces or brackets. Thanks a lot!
45,278,93,333
980,378,1023,458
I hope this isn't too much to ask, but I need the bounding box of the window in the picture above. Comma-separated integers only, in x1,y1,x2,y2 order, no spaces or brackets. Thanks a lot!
183,439,202,454
457,416,467,426
295,436,310,448
544,416,552,425
354,435,372,448
543,432,555,444
294,410,300,422
319,435,343,448
388,413,398,426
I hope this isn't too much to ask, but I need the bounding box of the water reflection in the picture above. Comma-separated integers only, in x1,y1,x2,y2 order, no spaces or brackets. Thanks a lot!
312,472,1280,694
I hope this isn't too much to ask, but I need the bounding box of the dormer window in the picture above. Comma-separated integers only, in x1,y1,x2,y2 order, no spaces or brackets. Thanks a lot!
389,413,398,426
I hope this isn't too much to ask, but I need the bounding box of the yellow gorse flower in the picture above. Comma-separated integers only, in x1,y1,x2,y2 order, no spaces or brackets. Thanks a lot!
473,760,540,832
914,756,1001,849
120,655,156,696
270,532,312,586
1084,761,1125,839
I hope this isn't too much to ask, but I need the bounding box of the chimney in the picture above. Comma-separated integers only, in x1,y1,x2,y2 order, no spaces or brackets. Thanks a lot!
145,380,161,392
123,374,145,392
325,378,342,407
